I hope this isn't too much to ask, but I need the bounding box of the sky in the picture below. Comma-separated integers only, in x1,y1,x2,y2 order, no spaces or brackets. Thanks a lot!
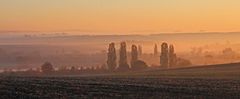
0,0,240,35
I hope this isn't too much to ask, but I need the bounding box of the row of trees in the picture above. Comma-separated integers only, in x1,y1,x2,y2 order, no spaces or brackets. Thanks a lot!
160,42,177,68
107,42,179,71
41,42,147,73
107,42,147,71
41,62,108,74
40,42,188,74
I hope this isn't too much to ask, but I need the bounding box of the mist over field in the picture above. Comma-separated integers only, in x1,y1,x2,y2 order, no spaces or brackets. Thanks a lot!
2,0,240,98
0,32,240,69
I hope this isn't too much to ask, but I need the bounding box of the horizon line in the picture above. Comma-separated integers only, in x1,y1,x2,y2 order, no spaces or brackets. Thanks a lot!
0,31,240,36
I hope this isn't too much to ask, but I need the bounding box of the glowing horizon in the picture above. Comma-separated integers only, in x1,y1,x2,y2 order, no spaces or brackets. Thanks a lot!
1,0,240,35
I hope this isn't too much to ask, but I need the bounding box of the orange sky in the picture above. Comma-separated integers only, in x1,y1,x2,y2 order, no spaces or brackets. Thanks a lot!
1,0,240,34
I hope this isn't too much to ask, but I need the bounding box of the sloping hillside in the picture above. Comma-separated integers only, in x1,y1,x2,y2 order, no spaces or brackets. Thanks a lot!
127,63,240,79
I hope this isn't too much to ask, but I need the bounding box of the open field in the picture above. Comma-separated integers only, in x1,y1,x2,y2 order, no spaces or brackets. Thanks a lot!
0,76,240,99
0,63,240,99
129,62,240,79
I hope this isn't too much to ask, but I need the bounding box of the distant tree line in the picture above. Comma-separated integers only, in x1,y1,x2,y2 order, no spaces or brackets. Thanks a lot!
107,41,191,72
36,41,192,74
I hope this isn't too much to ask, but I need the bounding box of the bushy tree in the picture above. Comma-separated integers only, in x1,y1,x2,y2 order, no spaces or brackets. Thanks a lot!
131,60,148,71
41,62,54,73
176,58,192,67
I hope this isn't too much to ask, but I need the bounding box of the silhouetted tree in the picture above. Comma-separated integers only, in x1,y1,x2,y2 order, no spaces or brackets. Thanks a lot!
176,58,192,67
160,42,169,68
118,42,129,71
138,45,142,57
101,63,108,71
70,66,77,72
169,44,177,67
154,44,159,56
131,44,138,67
222,48,235,56
107,42,117,70
80,67,84,71
131,60,148,70
41,62,54,73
